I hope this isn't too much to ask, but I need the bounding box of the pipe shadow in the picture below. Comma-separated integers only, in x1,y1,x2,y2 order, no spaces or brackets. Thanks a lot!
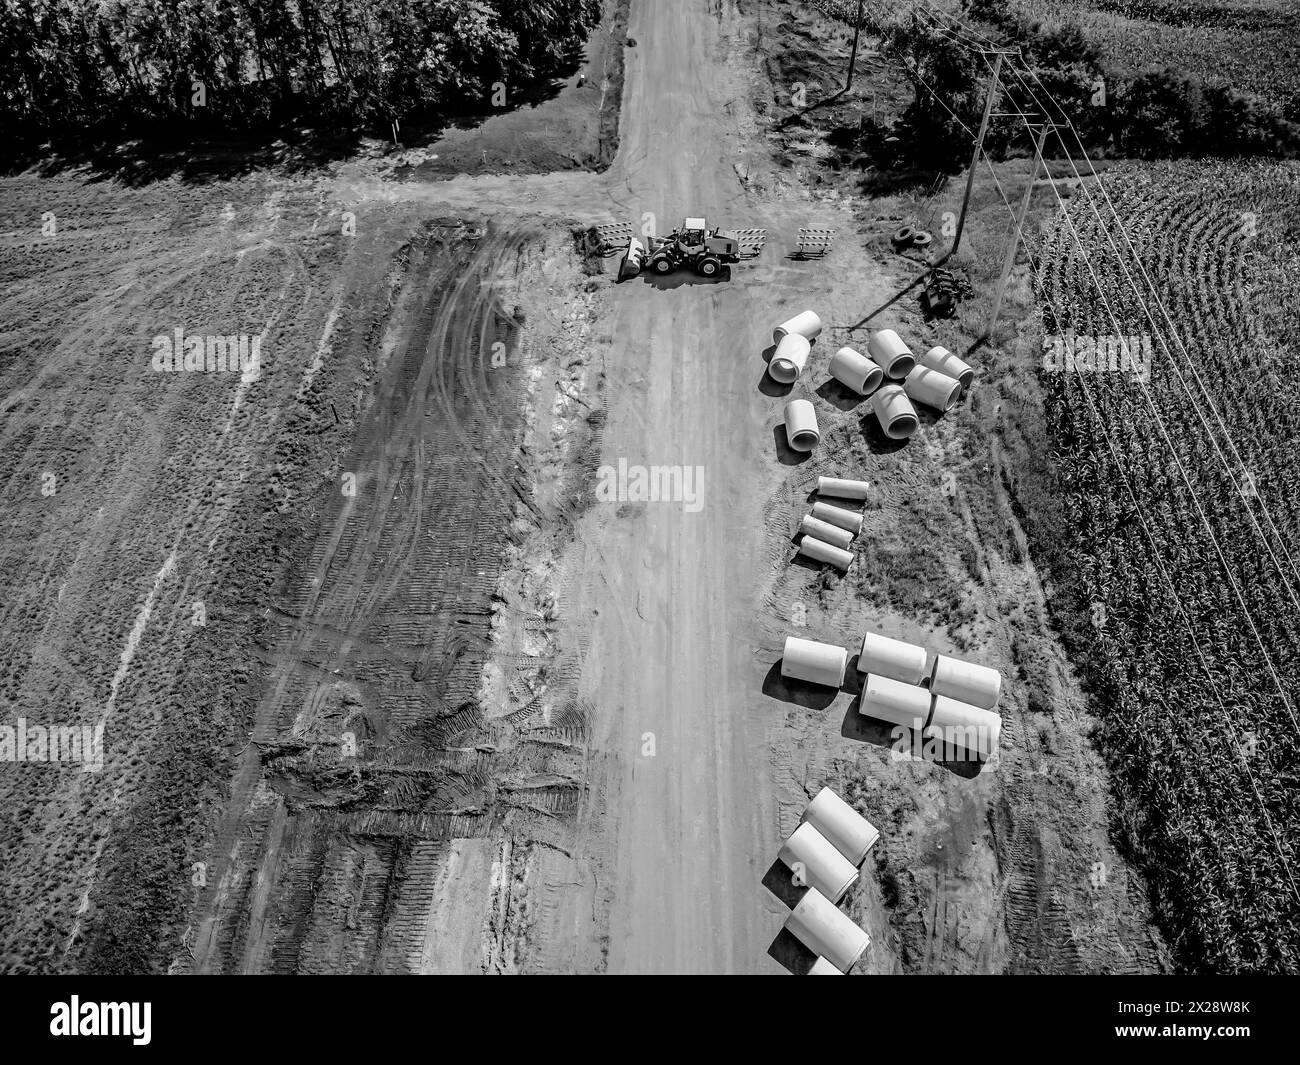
762,660,838,711
760,361,794,397
857,411,914,455
761,858,808,910
816,377,865,412
773,424,812,465
767,927,822,976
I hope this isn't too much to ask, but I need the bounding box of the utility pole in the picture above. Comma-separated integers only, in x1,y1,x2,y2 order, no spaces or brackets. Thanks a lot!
844,0,867,91
985,122,1056,339
951,50,1017,257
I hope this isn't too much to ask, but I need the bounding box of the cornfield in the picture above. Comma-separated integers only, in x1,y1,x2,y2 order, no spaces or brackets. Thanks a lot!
1031,159,1300,972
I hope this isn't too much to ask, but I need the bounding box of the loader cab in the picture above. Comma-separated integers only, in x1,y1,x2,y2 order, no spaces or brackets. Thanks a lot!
681,217,708,247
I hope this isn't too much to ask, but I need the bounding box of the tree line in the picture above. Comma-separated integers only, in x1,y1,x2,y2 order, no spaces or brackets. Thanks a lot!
0,0,602,144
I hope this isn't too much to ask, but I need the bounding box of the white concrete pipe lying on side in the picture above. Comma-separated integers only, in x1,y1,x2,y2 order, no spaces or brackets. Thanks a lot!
778,822,860,904
768,333,812,384
810,500,863,534
808,956,843,975
800,514,854,550
904,365,962,413
784,399,821,451
774,310,823,343
784,887,871,974
870,385,919,440
817,476,871,500
860,673,930,730
921,345,975,391
828,346,884,395
801,786,880,866
797,535,853,571
926,694,1002,760
781,636,848,687
857,631,929,685
929,654,1003,710
866,329,916,378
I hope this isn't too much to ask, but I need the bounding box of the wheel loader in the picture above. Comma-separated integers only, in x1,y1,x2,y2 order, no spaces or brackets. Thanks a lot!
607,217,767,281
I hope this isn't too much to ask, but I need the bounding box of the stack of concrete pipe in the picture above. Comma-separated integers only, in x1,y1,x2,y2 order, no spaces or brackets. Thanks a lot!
766,786,880,974
855,629,1003,760
770,311,823,384
793,474,871,573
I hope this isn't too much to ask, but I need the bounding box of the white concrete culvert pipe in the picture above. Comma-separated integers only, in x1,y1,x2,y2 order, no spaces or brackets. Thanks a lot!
801,786,881,867
769,333,812,384
929,654,1003,710
797,535,853,571
921,345,975,391
808,956,843,975
828,346,884,395
926,694,1002,760
870,384,919,440
857,631,929,685
799,514,854,550
810,500,863,534
904,365,962,413
817,476,871,500
784,887,871,974
784,399,821,451
774,310,823,344
860,672,931,730
781,636,848,687
866,328,916,378
778,822,860,904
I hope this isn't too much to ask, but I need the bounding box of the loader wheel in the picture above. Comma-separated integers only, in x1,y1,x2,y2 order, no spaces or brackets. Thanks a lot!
911,229,934,248
697,256,721,277
891,226,914,247
652,256,674,275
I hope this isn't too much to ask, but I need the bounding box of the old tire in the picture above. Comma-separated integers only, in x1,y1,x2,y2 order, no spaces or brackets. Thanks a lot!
892,226,914,247
912,230,934,247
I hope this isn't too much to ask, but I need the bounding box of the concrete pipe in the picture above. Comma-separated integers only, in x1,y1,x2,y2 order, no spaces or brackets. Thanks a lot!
784,399,821,452
904,365,962,413
926,694,1002,760
801,786,880,866
866,329,916,378
784,887,871,974
870,385,919,440
828,346,884,395
778,822,860,904
929,654,1002,710
817,476,871,501
797,535,853,571
799,514,854,550
857,631,929,685
808,956,843,975
774,310,823,344
781,636,848,688
769,333,812,384
921,345,975,391
809,500,863,534
860,673,931,730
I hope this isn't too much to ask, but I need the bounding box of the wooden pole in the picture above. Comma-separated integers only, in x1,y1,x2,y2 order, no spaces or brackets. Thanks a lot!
844,0,867,91
951,51,1006,257
985,123,1052,339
